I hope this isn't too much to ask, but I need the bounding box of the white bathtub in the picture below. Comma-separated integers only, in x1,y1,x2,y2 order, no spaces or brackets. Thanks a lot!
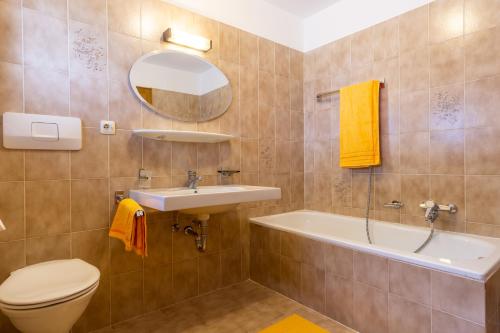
250,210,500,281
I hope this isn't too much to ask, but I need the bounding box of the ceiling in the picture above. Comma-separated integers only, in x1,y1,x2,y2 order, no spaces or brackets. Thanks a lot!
264,0,342,18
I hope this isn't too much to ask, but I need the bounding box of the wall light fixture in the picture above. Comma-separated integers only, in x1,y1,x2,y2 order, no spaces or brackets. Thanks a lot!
162,28,212,52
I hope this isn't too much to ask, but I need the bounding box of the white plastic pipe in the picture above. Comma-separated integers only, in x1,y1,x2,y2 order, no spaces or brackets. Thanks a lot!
0,219,5,231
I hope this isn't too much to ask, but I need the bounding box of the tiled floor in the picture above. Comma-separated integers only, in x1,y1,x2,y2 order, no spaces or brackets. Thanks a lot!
92,280,355,333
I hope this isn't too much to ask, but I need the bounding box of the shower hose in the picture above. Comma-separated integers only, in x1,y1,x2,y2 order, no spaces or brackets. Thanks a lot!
365,167,434,253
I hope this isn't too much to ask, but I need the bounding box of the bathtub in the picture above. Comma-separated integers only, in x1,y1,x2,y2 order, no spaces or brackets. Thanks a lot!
250,210,500,281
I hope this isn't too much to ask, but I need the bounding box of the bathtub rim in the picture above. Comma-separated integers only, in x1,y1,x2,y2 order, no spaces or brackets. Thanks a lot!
250,210,500,282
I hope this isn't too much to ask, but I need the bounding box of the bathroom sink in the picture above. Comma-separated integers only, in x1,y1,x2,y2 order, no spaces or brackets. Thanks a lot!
129,185,281,213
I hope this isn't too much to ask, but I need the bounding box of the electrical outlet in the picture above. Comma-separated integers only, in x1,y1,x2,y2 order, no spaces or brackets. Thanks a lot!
100,120,116,135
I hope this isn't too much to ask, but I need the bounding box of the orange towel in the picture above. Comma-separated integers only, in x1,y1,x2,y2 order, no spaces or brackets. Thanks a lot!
109,198,147,257
339,80,381,168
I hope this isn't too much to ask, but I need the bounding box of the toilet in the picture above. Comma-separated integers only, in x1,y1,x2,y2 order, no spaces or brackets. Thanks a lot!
0,259,100,333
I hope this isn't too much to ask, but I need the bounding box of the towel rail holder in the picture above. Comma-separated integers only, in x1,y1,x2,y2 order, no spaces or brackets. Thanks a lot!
114,191,145,217
316,78,385,101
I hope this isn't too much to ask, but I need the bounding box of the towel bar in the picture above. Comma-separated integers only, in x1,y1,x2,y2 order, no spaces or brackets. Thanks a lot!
114,191,145,217
316,78,385,101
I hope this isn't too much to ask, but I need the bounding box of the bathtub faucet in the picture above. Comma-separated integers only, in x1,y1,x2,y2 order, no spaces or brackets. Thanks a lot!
419,200,457,223
421,200,439,223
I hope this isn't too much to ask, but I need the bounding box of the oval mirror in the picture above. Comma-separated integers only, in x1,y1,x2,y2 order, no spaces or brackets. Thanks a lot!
129,50,232,122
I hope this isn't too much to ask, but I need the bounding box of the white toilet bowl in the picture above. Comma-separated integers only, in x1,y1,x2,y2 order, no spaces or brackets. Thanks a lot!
0,259,100,333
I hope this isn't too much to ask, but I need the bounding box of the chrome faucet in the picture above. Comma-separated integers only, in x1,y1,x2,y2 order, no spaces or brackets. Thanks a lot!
419,200,457,223
186,170,202,189
421,200,440,223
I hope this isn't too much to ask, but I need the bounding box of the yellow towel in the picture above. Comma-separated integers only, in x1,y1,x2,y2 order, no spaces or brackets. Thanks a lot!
109,198,147,257
259,314,329,333
339,80,381,168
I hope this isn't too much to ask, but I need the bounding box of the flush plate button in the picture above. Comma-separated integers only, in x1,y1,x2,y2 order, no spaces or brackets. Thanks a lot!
31,122,59,141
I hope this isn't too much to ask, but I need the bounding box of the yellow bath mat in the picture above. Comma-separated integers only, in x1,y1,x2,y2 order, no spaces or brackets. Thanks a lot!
259,314,329,333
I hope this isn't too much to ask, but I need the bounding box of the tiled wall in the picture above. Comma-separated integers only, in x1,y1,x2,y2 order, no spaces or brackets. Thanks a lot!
303,0,500,236
0,0,303,331
251,223,500,333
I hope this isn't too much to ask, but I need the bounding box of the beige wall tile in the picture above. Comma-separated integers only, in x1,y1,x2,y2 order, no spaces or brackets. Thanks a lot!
26,233,70,264
26,151,69,180
372,18,399,61
432,270,486,324
353,282,388,333
325,273,353,327
374,174,401,212
144,264,172,312
400,47,429,92
110,236,142,275
259,38,275,73
108,32,141,82
432,310,486,333
400,132,429,174
430,129,464,174
354,251,388,291
71,179,109,232
401,175,430,217
173,259,198,302
466,127,500,175
0,62,23,115
389,260,431,305
221,249,242,286
0,129,24,182
0,2,22,64
466,176,500,225
280,256,300,301
71,128,108,179
429,0,464,44
275,44,290,77
0,240,25,281
239,31,258,69
430,83,464,130
23,8,68,72
400,90,429,133
465,27,500,82
109,79,142,130
23,0,67,20
72,229,109,273
198,253,221,293
220,24,239,63
26,180,70,237
140,0,171,42
465,76,500,129
388,294,431,333
108,0,140,38
24,66,69,116
109,130,142,177
351,28,374,68
110,271,143,323
69,0,107,27
464,0,500,34
399,5,429,52
430,175,465,229
430,38,464,87
300,263,325,312
0,182,24,242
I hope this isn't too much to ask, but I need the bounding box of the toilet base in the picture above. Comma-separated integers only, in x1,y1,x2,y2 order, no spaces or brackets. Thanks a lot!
1,284,98,333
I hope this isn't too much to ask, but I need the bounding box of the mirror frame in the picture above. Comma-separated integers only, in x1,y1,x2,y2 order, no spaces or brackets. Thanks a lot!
129,49,232,122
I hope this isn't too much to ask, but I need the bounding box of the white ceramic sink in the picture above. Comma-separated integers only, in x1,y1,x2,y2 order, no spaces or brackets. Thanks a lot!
129,185,281,213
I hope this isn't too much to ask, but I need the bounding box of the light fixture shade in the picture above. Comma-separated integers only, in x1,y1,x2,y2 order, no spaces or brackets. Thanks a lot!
163,28,212,52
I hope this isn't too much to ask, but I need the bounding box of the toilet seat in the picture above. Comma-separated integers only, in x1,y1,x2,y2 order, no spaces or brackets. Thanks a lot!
0,281,99,310
0,259,100,311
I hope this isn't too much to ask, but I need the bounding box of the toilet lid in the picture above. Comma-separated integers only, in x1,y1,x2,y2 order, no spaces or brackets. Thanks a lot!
0,259,100,306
